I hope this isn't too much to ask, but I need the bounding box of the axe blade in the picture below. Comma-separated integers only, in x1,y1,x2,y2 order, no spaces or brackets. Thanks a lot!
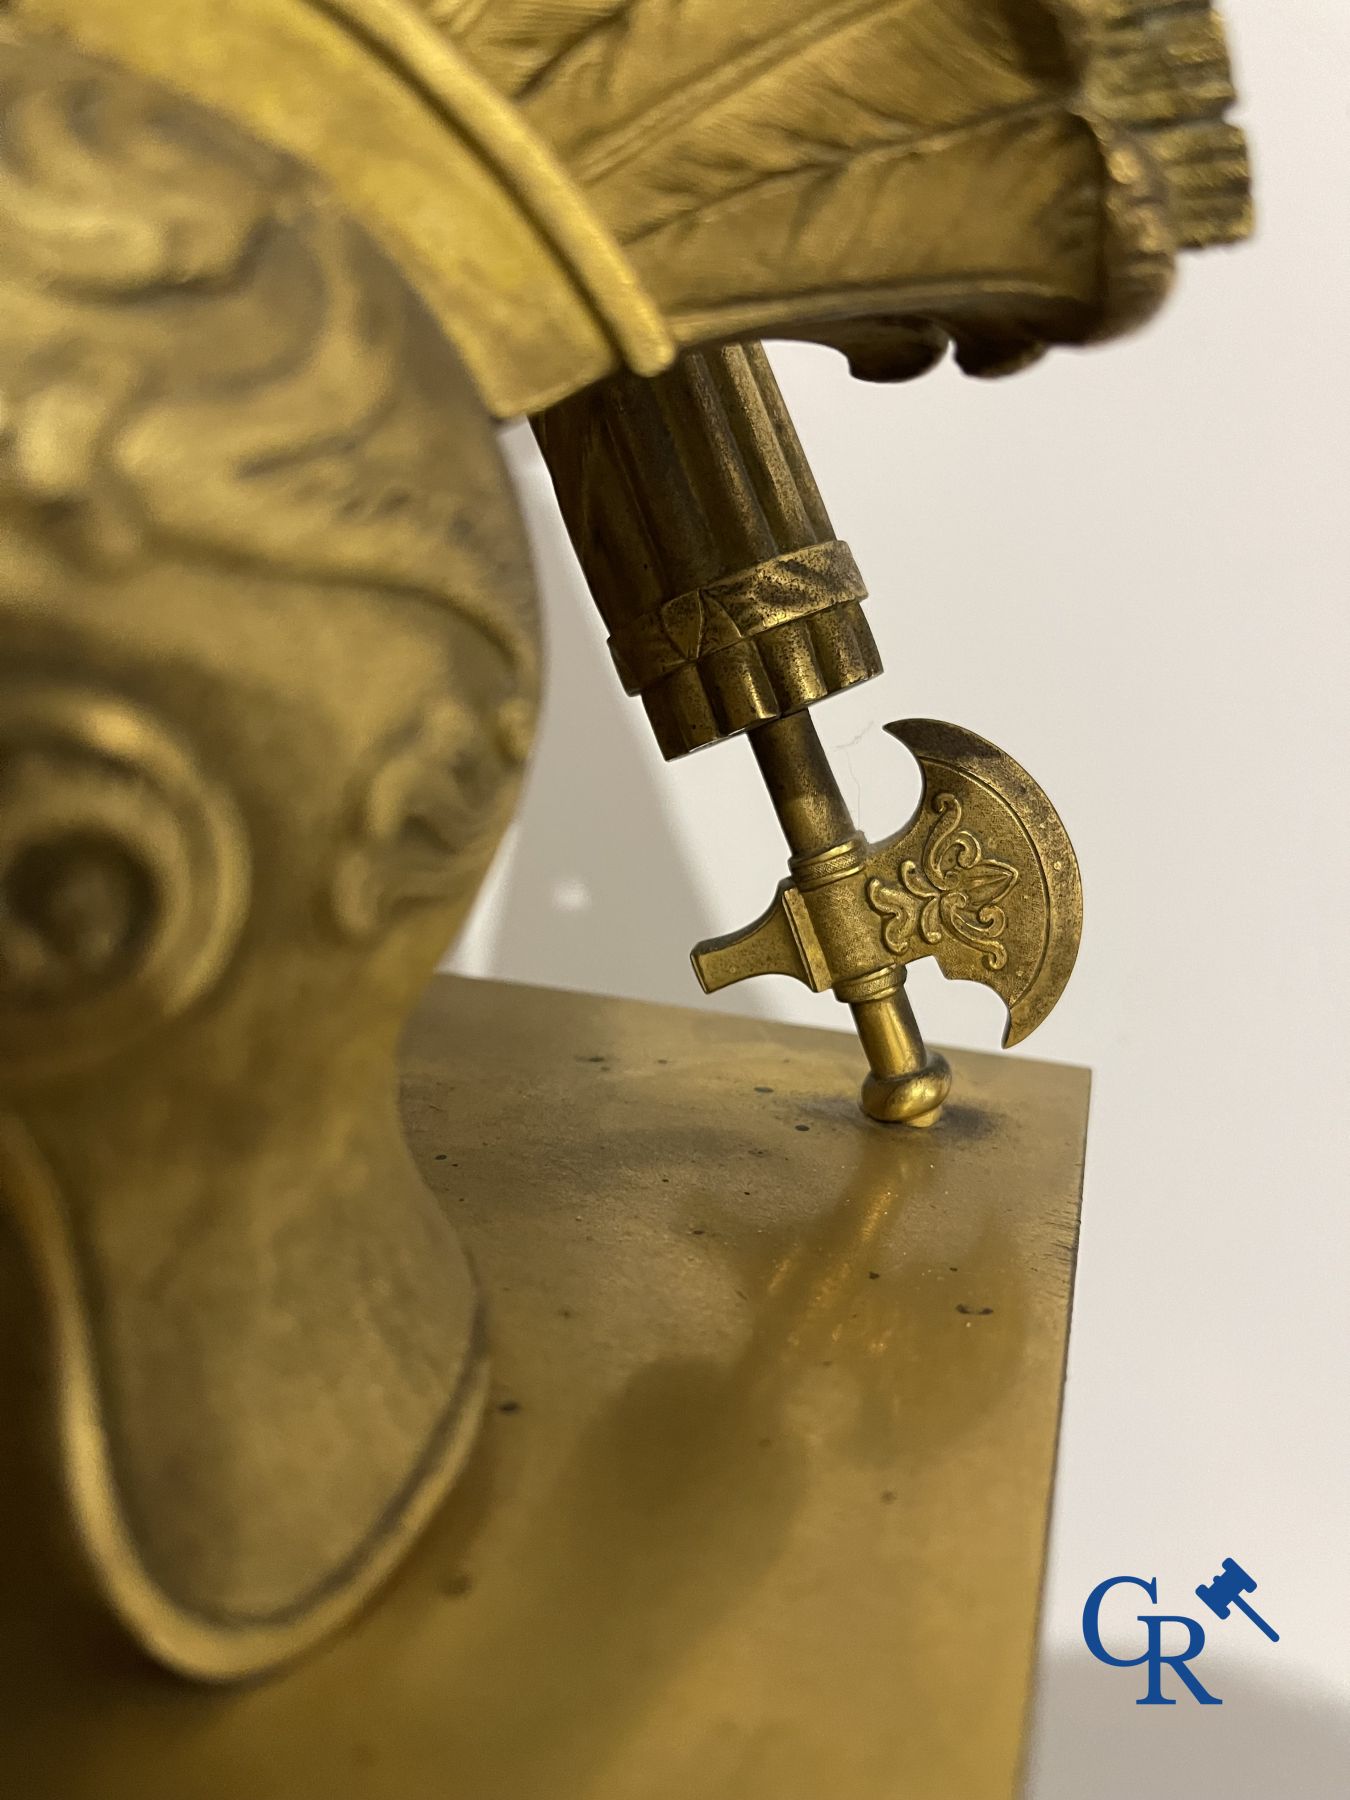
870,721,1083,1047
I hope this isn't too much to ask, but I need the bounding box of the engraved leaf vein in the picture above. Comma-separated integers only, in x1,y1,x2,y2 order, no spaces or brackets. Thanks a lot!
618,98,1060,249
573,0,923,186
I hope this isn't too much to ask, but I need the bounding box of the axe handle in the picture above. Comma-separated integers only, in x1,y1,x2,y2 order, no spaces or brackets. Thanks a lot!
750,712,945,1123
749,711,853,858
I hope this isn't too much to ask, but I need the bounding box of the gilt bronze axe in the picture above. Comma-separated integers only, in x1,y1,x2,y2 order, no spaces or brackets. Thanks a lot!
536,343,1083,1124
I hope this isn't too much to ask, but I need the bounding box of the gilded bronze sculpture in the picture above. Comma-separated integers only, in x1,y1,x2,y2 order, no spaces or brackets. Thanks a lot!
0,30,540,1677
0,0,1250,1790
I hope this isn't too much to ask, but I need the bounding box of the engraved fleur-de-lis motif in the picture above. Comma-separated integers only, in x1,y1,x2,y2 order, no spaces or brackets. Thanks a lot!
866,793,1018,973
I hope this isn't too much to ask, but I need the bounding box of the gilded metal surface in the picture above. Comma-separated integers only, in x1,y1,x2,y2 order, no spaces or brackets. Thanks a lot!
744,710,958,1127
0,975,1090,1800
541,345,1082,1119
537,343,882,758
18,0,675,418
695,721,1083,1052
19,0,1249,416
0,0,1248,1689
434,0,1251,387
0,32,537,1679
873,722,1084,1046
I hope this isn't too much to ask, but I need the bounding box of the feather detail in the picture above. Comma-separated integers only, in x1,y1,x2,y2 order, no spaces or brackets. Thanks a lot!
421,0,1250,378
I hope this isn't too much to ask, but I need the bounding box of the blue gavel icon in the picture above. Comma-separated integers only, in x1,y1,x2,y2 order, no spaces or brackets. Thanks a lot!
1195,1559,1279,1643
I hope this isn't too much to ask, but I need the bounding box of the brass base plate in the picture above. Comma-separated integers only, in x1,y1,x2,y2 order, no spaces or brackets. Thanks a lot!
0,976,1088,1800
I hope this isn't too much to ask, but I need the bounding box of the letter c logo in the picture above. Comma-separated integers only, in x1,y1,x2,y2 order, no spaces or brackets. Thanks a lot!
1082,1575,1158,1667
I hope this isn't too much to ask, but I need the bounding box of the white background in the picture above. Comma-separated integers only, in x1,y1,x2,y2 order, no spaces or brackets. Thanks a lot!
453,3,1350,1789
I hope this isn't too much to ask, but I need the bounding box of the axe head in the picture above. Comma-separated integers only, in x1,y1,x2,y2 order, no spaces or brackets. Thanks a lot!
1196,1557,1257,1619
864,721,1083,1047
